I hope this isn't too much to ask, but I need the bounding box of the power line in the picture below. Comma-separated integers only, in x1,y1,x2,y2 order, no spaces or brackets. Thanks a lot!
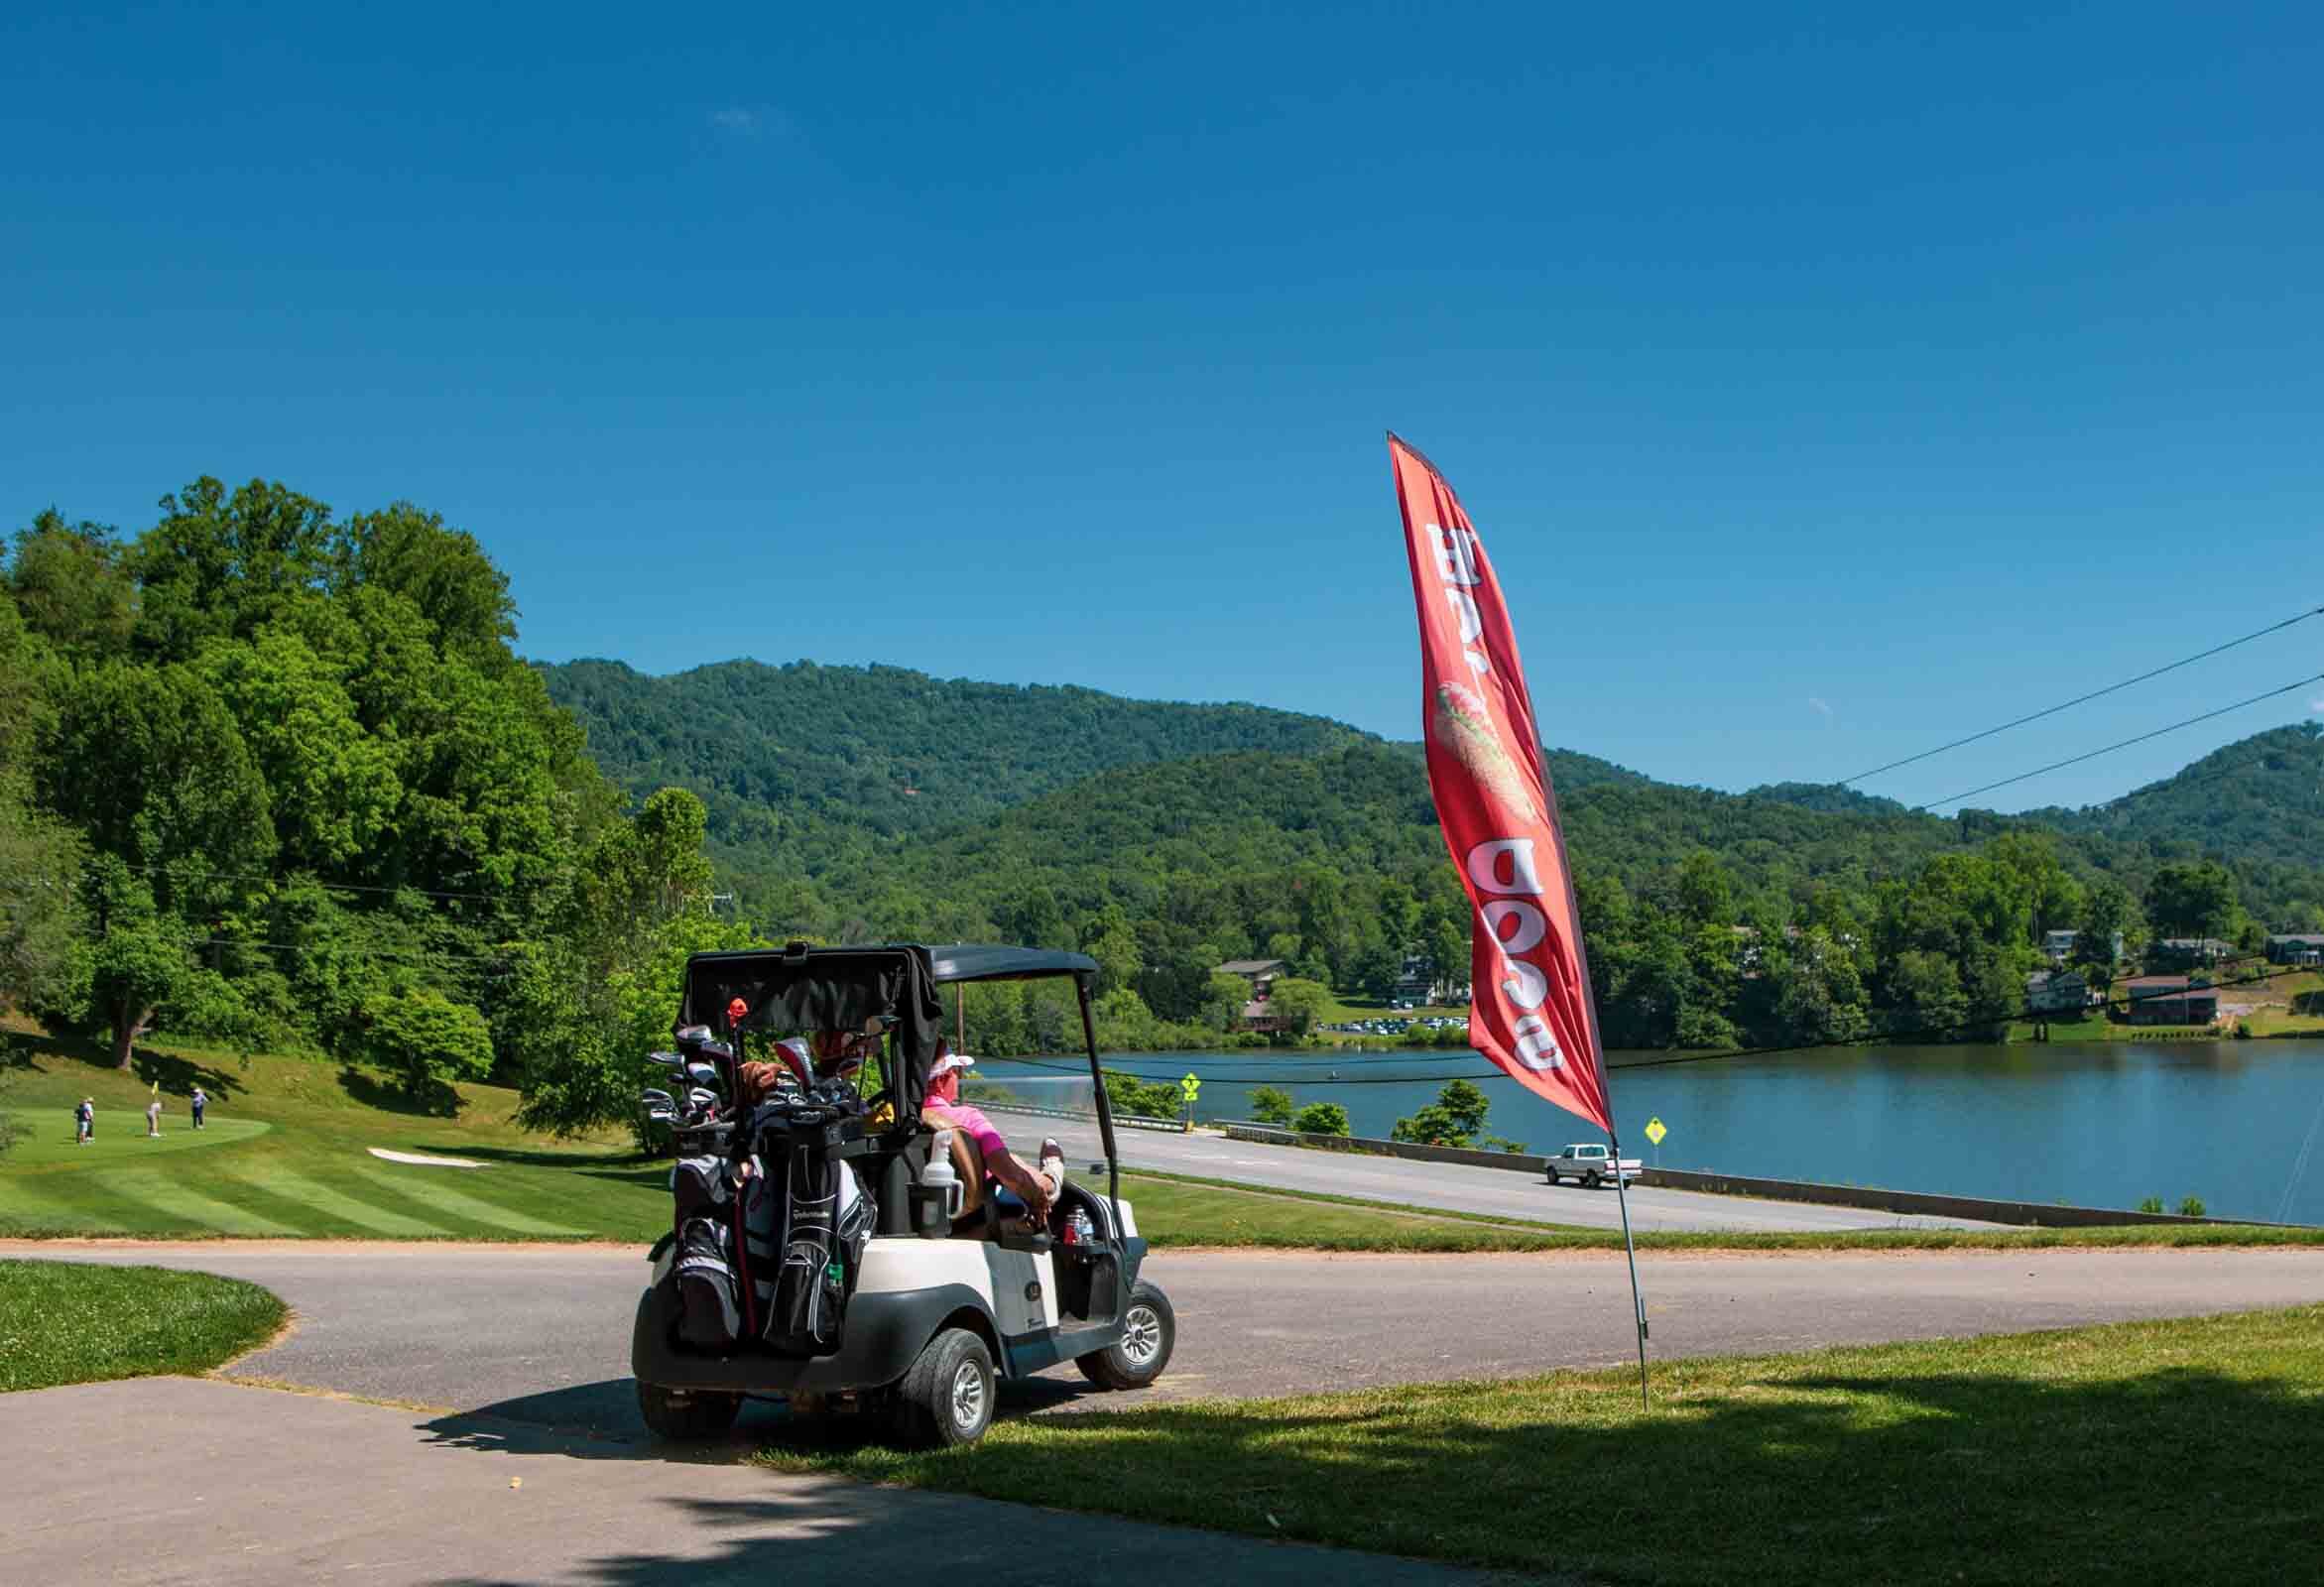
1840,604,2324,787
185,937,511,967
132,862,526,904
1911,674,2324,811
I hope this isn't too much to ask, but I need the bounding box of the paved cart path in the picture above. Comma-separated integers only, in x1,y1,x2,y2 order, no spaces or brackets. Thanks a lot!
2,1377,1496,1587
990,1110,2005,1231
13,1241,2324,1435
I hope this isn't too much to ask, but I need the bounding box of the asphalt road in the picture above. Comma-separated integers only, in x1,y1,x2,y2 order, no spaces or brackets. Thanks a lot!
992,1109,2001,1231
5,1377,1499,1587
15,1240,2324,1439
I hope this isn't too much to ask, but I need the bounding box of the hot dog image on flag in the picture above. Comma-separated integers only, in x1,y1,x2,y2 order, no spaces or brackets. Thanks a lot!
1389,433,1613,1136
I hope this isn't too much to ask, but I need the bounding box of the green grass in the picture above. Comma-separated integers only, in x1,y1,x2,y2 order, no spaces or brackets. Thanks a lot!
765,1303,2324,1587
0,1026,668,1242
1124,1168,2324,1251
0,1259,288,1392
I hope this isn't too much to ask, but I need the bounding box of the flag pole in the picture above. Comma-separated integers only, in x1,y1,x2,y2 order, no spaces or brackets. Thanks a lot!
1539,764,1651,1411
1610,1130,1650,1409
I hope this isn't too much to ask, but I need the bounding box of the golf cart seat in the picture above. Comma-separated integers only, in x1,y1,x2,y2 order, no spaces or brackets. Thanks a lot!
923,1109,1055,1250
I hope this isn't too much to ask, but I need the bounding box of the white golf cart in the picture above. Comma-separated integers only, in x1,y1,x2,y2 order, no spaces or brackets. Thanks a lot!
630,941,1174,1447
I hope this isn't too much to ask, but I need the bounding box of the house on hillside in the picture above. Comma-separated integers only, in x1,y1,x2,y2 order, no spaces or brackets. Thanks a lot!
1215,958,1292,1033
2147,937,2232,971
2047,928,2125,966
2266,933,2324,965
2024,969,2091,1015
2120,974,2218,1027
1393,953,1469,1005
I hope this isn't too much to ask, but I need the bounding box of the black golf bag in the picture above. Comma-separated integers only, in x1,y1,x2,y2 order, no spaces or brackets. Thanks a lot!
665,1086,877,1357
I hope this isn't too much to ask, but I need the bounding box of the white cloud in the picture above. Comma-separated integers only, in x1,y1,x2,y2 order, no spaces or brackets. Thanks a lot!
2309,696,2324,714
1808,696,1834,723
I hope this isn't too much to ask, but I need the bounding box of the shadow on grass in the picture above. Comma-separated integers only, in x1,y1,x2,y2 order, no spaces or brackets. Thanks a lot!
336,1065,460,1118
9,1027,246,1103
781,1358,2324,1586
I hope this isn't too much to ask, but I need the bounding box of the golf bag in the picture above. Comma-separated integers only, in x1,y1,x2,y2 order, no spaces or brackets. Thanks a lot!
766,1127,877,1356
670,1153,754,1350
665,1088,877,1358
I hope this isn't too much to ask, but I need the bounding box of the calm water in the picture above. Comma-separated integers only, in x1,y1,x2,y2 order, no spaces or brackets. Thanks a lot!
974,1040,2324,1225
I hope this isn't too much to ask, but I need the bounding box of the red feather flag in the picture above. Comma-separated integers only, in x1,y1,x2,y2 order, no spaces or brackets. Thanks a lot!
1390,434,1614,1135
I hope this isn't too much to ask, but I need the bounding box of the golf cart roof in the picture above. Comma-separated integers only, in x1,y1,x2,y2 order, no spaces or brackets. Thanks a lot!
924,943,1098,984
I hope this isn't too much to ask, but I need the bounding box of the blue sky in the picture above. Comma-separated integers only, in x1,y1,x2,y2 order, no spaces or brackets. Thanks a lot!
6,3,2321,811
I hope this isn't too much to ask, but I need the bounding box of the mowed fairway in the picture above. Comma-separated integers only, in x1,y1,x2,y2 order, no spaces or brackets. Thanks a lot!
0,1029,669,1242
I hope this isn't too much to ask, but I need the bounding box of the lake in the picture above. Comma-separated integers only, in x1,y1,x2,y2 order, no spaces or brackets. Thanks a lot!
972,1039,2324,1225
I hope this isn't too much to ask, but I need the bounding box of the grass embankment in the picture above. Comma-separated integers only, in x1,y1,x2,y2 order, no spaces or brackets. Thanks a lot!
1128,1168,2324,1252
0,1259,287,1392
767,1303,2324,1586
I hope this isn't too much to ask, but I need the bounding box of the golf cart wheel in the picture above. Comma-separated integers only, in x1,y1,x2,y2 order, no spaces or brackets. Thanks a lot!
1075,1280,1175,1391
895,1327,996,1448
637,1380,742,1441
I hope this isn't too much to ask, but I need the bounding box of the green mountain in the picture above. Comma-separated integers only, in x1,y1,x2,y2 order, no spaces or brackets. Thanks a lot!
537,657,2324,1049
2023,723,2324,870
537,658,1378,868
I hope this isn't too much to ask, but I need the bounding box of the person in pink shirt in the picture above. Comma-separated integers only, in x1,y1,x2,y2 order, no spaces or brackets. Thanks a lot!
921,1042,1061,1219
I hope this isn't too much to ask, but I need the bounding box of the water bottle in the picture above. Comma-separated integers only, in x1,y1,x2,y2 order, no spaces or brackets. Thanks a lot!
1063,1206,1094,1248
921,1130,961,1225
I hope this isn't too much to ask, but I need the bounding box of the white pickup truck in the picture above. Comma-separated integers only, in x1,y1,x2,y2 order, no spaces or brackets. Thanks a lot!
1543,1143,1643,1187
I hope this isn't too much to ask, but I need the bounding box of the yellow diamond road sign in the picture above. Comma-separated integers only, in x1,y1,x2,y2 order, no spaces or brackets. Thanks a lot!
1644,1117,1667,1147
1181,1073,1201,1098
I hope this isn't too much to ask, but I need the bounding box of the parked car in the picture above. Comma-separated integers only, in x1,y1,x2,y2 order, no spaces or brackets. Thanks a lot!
1543,1143,1642,1188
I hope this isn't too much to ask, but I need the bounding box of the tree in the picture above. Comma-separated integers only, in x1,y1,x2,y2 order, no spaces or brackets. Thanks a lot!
363,989,494,1104
1290,1101,1350,1137
511,789,731,1138
1248,1084,1295,1126
1201,971,1250,1032
130,477,335,661
1392,1078,1491,1147
1675,850,1736,927
1100,1068,1182,1119
2144,861,2241,942
2073,881,2141,970
6,511,135,657
0,767,83,1015
38,662,277,896
199,629,401,871
1262,976,1330,1038
84,918,189,1071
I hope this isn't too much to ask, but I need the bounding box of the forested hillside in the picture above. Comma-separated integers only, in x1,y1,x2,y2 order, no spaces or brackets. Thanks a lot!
682,718,2324,1052
2025,724,2324,868
537,657,1375,873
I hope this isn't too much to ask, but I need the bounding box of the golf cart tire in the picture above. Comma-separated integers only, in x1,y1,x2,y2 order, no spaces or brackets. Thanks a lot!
895,1326,996,1449
637,1380,742,1441
1075,1279,1175,1391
